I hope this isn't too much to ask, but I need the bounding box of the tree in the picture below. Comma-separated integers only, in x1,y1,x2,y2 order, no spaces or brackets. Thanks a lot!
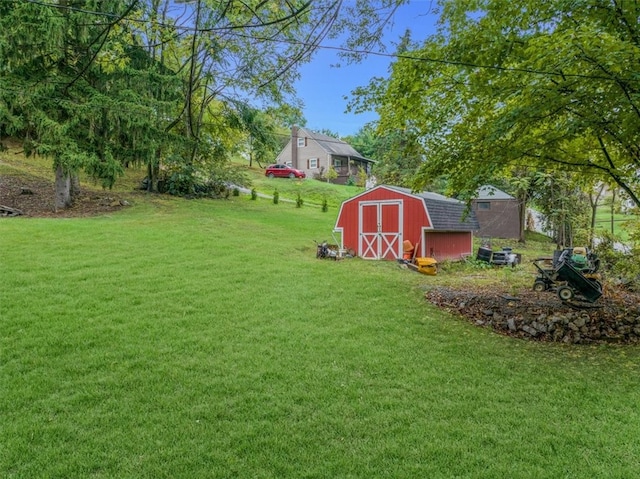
355,0,640,208
1,0,411,207
343,124,379,160
533,172,590,248
232,105,286,169
0,0,159,209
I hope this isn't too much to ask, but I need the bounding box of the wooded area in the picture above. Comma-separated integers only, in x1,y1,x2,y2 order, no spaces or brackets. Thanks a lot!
0,0,404,209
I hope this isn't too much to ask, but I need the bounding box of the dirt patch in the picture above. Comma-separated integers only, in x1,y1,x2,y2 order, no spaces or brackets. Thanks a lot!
0,172,131,218
425,285,640,344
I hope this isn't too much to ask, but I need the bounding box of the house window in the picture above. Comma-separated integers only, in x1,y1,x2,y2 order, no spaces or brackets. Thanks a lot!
333,158,342,168
477,201,491,210
297,137,306,147
309,158,318,168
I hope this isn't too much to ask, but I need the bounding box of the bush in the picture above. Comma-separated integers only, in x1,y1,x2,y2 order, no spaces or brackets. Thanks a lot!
593,231,639,289
296,191,303,208
273,189,279,204
251,188,257,200
232,187,240,196
325,166,338,184
321,196,328,212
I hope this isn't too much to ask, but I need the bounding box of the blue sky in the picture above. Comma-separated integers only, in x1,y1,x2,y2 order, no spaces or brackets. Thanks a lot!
294,1,440,137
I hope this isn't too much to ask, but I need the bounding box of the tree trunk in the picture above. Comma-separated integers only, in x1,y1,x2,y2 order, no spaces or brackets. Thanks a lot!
611,189,616,235
147,155,161,192
55,163,72,211
588,183,605,249
517,192,527,244
71,173,81,199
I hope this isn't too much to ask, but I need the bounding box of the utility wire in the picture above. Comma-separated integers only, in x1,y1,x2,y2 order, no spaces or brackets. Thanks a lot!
3,0,623,82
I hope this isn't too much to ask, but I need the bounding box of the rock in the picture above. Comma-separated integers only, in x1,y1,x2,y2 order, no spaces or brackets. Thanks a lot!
532,321,547,333
424,285,640,345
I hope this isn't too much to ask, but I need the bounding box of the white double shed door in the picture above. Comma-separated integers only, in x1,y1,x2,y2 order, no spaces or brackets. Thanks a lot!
358,200,403,260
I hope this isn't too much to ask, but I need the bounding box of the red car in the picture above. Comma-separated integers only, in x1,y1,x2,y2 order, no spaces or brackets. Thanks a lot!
265,164,306,179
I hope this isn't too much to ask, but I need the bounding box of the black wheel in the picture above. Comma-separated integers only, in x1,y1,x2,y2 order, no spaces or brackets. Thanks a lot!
289,172,295,178
268,173,275,178
533,280,546,292
558,286,574,301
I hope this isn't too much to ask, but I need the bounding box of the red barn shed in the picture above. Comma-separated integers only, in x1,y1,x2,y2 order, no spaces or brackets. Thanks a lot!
334,185,479,261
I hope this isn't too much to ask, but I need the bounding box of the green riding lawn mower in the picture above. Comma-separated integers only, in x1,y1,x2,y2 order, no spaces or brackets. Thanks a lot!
532,247,603,303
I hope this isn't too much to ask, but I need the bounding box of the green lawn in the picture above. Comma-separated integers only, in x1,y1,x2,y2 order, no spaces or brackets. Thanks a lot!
2,195,640,478
594,204,634,241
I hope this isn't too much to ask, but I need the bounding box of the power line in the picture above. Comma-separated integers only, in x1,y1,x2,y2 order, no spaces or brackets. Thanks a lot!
6,0,621,82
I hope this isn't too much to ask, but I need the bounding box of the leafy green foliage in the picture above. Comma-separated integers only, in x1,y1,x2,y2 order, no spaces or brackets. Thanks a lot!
357,0,640,206
325,166,338,183
0,1,408,207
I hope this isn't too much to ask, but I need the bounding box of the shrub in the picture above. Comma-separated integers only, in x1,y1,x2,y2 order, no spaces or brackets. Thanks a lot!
273,189,279,204
232,187,240,197
251,188,257,200
325,166,338,183
321,196,328,212
296,191,303,208
356,166,368,188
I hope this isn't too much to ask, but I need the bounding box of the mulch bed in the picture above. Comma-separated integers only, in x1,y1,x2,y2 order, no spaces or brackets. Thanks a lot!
0,173,130,218
425,285,640,344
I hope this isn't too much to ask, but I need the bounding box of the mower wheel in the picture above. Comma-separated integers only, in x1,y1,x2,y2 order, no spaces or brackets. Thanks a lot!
532,280,547,292
557,286,574,301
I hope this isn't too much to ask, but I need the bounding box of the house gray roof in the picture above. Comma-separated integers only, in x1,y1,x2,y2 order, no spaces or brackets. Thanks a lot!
475,185,515,200
386,185,480,231
304,128,374,163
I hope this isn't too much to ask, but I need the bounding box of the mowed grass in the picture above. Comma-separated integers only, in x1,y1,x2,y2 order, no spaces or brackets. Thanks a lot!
2,195,640,478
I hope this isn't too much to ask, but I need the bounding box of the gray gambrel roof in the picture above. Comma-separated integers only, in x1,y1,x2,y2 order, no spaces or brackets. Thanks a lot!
385,185,480,231
475,185,515,200
304,129,374,163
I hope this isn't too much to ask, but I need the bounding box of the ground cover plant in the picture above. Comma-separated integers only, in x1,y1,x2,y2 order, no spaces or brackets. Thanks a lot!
3,190,640,478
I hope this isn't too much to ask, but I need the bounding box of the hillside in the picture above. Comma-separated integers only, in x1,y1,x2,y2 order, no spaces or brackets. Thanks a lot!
0,141,361,217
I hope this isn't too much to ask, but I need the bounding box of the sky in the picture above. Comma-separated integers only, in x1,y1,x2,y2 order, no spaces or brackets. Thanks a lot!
293,1,440,137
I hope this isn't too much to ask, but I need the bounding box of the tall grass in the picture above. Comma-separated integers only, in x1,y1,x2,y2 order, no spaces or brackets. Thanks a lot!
2,196,640,478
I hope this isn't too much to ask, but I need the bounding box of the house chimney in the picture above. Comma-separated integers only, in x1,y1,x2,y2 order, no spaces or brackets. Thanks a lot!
291,125,298,169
